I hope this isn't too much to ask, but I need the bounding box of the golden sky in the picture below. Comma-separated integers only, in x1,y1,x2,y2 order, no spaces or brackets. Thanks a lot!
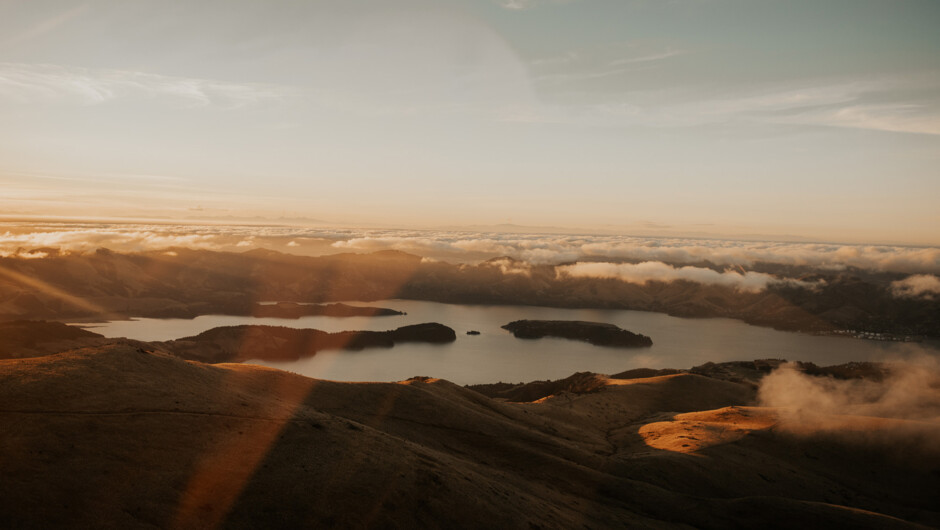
1,0,938,244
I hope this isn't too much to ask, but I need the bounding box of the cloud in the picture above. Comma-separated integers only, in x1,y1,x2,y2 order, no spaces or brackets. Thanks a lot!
494,0,576,10
757,359,940,460
759,359,940,421
2,222,938,277
0,62,288,108
483,258,532,276
890,274,940,300
555,261,810,293
774,102,940,136
329,232,940,274
0,249,48,259
573,77,940,136
608,49,687,66
0,224,225,255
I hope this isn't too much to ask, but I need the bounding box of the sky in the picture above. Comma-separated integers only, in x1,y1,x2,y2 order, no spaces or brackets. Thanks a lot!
1,0,938,244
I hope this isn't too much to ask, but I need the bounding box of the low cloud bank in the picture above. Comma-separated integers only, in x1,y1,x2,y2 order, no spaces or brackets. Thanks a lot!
758,359,940,459
484,258,533,276
556,261,814,293
2,222,939,275
0,226,217,254
890,274,940,299
332,233,940,274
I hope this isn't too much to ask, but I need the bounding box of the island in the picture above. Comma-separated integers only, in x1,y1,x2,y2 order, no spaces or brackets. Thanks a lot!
250,302,404,319
158,322,456,363
501,320,653,348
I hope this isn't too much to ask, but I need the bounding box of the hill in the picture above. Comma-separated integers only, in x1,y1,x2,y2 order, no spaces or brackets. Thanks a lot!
0,344,937,528
1,248,936,337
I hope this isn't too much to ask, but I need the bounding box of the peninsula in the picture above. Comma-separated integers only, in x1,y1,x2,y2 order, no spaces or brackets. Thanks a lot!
250,302,404,319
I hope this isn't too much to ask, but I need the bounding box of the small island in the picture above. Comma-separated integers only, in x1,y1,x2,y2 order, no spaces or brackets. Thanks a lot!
466,330,481,335
160,322,456,363
501,320,652,348
250,302,404,319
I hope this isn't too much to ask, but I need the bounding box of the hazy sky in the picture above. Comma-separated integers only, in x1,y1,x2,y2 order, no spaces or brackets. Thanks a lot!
1,0,938,243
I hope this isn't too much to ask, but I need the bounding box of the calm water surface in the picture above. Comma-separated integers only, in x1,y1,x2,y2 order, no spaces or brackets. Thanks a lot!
80,299,939,385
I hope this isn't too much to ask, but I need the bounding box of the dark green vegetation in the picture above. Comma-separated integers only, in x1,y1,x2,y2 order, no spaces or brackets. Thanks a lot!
502,320,653,348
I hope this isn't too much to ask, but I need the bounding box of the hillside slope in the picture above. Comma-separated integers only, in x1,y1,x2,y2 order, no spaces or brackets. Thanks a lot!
1,346,937,528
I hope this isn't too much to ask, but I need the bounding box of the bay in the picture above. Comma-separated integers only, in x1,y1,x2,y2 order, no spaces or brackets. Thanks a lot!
80,299,939,385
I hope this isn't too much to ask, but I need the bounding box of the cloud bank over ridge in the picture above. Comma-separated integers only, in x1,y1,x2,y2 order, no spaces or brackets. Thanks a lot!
890,274,940,300
2,222,939,295
555,261,816,293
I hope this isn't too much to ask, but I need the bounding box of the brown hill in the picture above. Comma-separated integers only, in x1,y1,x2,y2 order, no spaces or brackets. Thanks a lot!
0,320,107,359
1,247,936,337
1,346,937,528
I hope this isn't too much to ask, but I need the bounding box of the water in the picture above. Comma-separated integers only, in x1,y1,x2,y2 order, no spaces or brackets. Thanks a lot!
79,299,939,385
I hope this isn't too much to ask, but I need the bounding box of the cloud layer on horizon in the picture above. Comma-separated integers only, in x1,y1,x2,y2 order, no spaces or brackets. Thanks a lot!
2,222,939,279
329,232,940,275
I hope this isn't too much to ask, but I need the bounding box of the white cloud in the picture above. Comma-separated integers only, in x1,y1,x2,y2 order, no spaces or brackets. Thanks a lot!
608,49,687,66
2,222,938,277
891,274,940,300
0,62,288,108
328,232,940,274
573,77,940,136
484,258,532,276
759,358,940,426
555,261,806,293
494,0,577,10
784,103,940,136
0,228,216,253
